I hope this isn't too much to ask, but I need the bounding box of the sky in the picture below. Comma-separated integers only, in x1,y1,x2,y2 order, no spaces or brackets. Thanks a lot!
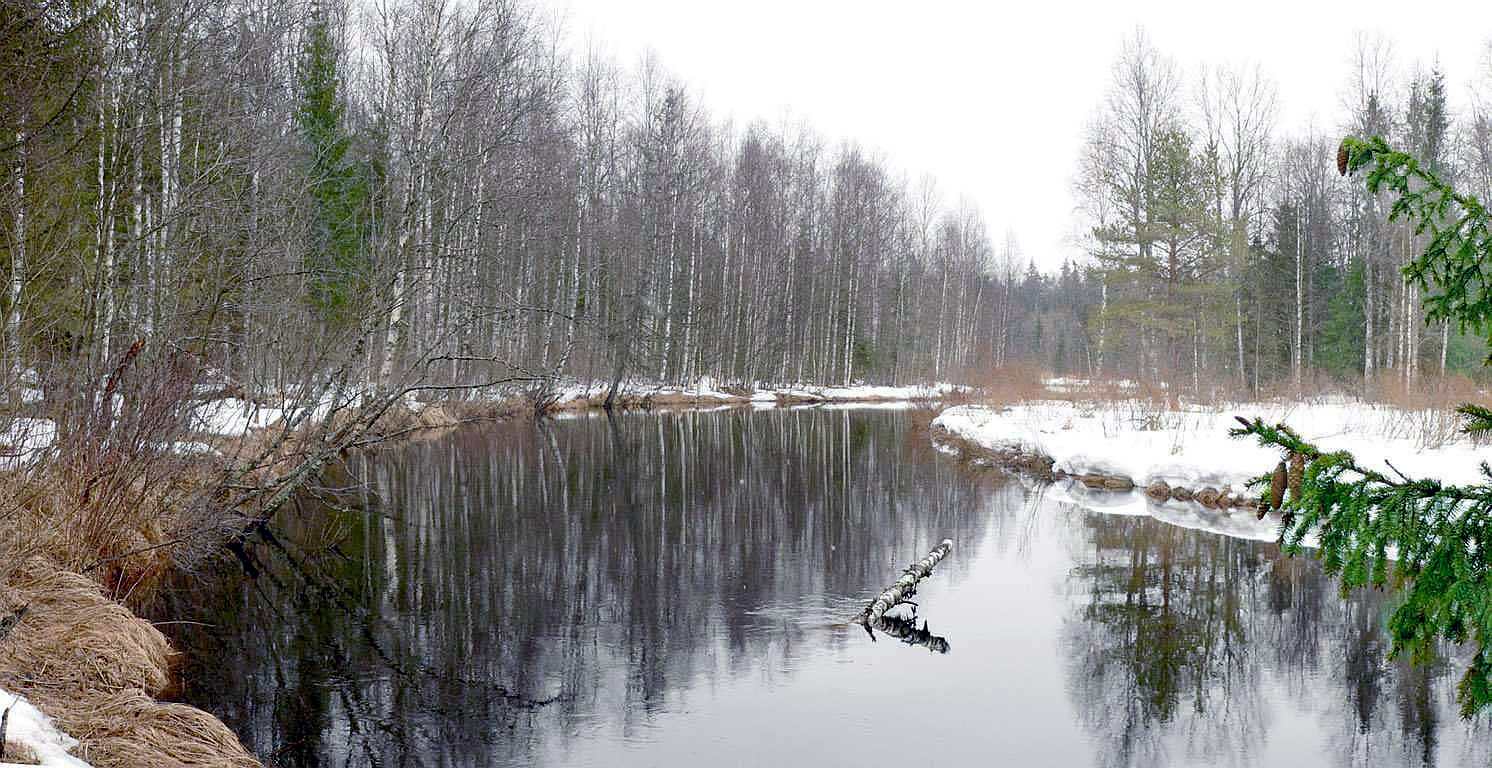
537,0,1491,271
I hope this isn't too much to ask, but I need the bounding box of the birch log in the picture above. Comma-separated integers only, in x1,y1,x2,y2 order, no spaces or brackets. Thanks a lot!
855,539,953,626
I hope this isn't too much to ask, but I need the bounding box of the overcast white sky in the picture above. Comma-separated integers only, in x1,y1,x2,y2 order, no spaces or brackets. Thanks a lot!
538,0,1490,271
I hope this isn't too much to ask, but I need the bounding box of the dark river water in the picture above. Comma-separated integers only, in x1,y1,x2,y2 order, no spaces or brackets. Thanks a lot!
154,407,1491,767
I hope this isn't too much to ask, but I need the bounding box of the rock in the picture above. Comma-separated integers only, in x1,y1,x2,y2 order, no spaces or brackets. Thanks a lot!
1171,486,1193,502
1196,487,1221,508
1145,480,1171,500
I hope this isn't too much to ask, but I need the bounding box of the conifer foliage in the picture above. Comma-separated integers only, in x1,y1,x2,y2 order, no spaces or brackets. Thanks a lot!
296,3,371,328
1233,135,1492,716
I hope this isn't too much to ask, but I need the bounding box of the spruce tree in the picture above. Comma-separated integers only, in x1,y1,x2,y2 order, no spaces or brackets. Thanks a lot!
296,4,370,328
1233,135,1492,716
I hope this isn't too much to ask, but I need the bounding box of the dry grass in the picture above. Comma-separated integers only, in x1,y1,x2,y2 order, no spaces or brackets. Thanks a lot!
0,558,258,767
56,690,260,768
1357,372,1489,448
2,741,40,764
959,363,1046,405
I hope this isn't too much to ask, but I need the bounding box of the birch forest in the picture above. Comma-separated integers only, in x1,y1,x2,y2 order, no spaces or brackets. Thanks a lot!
2,0,1028,425
6,2,1492,417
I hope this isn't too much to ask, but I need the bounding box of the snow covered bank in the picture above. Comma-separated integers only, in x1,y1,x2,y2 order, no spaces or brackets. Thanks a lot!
547,379,964,409
0,689,91,767
934,398,1491,542
179,378,964,437
935,398,1489,491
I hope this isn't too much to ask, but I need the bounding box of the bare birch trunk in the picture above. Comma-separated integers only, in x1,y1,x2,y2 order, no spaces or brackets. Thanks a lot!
854,539,953,627
1365,257,1375,380
1441,321,1450,375
9,130,26,380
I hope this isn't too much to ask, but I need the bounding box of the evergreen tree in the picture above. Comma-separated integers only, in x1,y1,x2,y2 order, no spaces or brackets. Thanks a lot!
1234,136,1492,716
296,4,370,328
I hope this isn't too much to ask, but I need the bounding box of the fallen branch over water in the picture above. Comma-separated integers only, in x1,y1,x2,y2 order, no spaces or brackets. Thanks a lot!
854,539,953,630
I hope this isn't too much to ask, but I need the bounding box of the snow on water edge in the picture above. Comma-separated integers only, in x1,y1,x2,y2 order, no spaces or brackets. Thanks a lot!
938,399,1488,547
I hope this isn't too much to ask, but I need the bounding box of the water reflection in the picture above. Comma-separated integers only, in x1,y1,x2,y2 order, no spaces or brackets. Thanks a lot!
866,611,951,654
155,408,988,766
150,408,1492,768
1060,508,1487,768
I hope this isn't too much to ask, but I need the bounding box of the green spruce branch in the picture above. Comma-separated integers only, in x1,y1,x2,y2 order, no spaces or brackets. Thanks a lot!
1230,137,1492,717
1231,415,1492,717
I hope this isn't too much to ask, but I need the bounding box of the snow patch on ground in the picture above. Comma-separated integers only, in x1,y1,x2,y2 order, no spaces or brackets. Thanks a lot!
188,398,284,436
0,418,56,470
935,399,1489,490
171,378,963,437
0,689,92,767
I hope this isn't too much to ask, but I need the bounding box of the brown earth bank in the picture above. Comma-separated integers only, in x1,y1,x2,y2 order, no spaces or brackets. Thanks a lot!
0,388,964,767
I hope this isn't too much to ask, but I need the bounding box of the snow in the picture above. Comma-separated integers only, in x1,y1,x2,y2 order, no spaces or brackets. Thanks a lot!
171,378,962,437
1043,377,1142,394
0,418,56,470
188,398,284,436
933,397,1482,548
0,689,92,767
545,379,963,406
187,384,370,436
935,398,1491,492
1045,480,1290,543
770,382,960,402
167,441,221,457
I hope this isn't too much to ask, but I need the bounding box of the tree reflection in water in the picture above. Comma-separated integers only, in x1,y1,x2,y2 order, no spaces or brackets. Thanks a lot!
151,408,987,767
146,408,1492,768
1061,508,1488,768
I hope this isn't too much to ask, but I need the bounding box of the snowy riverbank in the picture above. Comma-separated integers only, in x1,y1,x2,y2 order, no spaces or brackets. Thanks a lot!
0,379,965,470
932,398,1491,542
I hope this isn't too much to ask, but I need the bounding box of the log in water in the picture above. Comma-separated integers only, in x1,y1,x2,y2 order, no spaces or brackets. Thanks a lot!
855,539,953,627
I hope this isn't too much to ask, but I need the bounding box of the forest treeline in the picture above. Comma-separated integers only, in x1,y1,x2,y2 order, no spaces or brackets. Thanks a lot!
1074,31,1492,393
6,2,1492,416
2,0,1024,416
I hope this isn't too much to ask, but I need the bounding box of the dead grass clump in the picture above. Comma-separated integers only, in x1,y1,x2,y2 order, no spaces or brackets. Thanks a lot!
55,689,259,768
0,455,220,606
0,559,172,702
0,558,260,767
1367,371,1482,411
1359,371,1486,448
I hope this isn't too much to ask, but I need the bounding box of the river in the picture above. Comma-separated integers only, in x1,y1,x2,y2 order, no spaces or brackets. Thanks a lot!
152,406,1490,767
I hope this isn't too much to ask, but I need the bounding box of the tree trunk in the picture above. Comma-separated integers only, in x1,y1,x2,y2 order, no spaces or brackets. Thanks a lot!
9,129,26,381
854,539,953,627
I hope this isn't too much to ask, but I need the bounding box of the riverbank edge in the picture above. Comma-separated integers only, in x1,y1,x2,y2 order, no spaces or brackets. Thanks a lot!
1,385,966,767
926,421,1265,513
